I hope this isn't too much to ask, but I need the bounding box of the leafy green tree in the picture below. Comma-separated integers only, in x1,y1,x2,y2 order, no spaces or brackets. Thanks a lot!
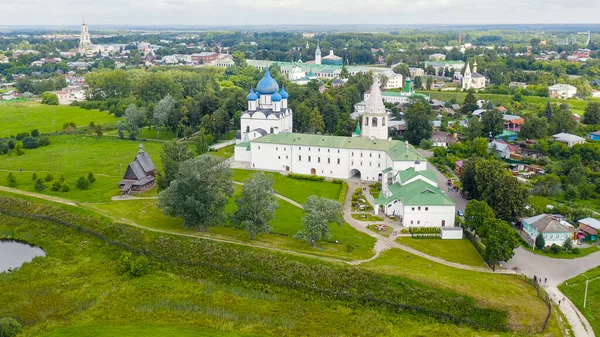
34,178,46,191
232,172,279,239
295,196,343,248
124,104,146,139
583,102,600,125
153,95,175,139
6,173,16,187
461,89,478,114
459,157,481,200
0,317,22,337
76,176,89,190
472,137,490,158
404,100,433,145
340,65,349,79
232,51,246,67
481,109,504,138
465,116,484,141
535,233,545,250
479,218,519,264
307,108,325,134
542,101,553,120
425,77,433,90
60,183,70,192
549,105,577,135
195,128,210,155
519,115,548,140
31,173,37,181
392,64,409,77
158,155,234,232
44,173,53,182
41,91,58,105
159,141,194,190
532,174,561,197
413,76,422,90
87,172,96,184
464,200,495,231
51,180,61,191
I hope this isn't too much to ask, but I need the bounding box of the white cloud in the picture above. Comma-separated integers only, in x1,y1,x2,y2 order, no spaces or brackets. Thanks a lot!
0,0,599,25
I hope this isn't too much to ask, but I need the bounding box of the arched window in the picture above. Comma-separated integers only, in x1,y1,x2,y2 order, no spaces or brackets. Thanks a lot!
364,117,369,126
270,127,274,134
372,117,378,127
246,126,250,133
382,118,385,126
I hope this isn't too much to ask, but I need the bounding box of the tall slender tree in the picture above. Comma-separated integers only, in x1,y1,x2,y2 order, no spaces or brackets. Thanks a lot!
232,172,279,239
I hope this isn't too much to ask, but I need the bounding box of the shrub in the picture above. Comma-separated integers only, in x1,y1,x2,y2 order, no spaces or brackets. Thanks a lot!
76,176,90,190
401,228,409,234
549,244,563,254
14,142,24,156
31,129,40,137
41,91,59,105
15,132,29,141
0,142,7,155
345,242,355,253
60,183,70,192
59,175,65,183
119,252,151,277
87,172,96,184
50,180,61,191
563,238,573,250
337,182,348,204
22,136,40,149
571,247,581,255
6,173,16,188
7,140,15,149
34,179,45,191
44,173,54,182
332,178,344,184
0,317,22,337
288,173,325,181
38,136,51,146
31,173,37,181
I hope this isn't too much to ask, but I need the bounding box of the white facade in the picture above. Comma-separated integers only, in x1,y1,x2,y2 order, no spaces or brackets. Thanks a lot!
383,72,403,90
361,79,388,140
462,62,486,90
315,43,322,65
78,20,92,54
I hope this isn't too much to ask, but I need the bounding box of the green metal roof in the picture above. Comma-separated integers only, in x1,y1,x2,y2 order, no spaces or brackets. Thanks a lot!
353,122,361,135
251,133,425,161
398,168,437,184
495,130,518,139
382,167,393,174
385,179,454,206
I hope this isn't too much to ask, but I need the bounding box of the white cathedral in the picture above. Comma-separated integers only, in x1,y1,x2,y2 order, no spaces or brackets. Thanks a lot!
461,61,486,90
234,69,456,227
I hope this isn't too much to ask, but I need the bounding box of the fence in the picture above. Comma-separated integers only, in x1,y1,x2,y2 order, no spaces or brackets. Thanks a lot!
462,226,495,270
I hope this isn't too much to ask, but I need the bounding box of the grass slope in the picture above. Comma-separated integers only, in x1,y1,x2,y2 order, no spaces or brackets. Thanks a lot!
83,184,375,261
0,101,118,137
559,266,600,336
360,249,562,334
39,325,255,337
0,198,523,337
395,237,488,268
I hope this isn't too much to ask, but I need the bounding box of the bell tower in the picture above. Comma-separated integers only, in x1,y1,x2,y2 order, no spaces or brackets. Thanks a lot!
361,79,388,140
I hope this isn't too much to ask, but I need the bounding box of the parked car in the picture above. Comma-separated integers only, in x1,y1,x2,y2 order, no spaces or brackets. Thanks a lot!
457,210,464,217
447,179,452,186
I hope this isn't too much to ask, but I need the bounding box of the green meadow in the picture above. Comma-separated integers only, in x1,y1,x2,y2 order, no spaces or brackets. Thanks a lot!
559,266,600,336
0,101,119,137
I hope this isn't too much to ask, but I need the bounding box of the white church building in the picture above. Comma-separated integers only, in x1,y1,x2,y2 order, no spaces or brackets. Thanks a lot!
234,70,455,227
461,61,486,90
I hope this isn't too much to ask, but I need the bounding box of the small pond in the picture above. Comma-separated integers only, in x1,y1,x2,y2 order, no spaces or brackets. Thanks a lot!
0,239,46,273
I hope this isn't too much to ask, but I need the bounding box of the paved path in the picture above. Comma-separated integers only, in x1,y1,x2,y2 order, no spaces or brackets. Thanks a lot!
210,139,236,150
503,247,600,285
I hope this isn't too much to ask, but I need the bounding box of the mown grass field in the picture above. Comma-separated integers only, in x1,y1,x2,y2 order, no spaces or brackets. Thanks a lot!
83,183,375,261
232,169,342,204
0,135,165,202
0,197,537,337
0,101,119,137
395,237,488,267
360,249,563,334
559,266,600,336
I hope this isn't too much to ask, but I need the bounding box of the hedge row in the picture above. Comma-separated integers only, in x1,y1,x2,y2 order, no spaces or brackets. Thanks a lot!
337,181,349,204
0,197,509,332
410,227,441,234
287,173,325,181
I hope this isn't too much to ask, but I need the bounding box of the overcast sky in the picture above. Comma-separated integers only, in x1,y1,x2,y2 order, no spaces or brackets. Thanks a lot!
1,0,599,26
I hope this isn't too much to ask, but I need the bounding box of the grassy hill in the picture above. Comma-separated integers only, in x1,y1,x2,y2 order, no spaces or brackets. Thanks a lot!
0,101,118,138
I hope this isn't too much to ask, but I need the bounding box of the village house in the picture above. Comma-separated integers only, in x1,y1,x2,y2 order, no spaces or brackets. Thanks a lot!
548,84,577,99
552,133,586,147
522,214,574,247
431,131,456,148
576,218,600,243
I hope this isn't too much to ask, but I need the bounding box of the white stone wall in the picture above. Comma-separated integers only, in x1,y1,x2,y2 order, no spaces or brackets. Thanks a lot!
234,146,251,162
402,205,456,228
244,142,413,182
362,115,388,140
240,109,293,139
384,73,403,89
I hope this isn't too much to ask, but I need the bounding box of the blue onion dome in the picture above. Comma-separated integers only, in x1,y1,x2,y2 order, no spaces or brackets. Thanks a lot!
246,88,258,101
279,86,289,99
256,68,280,94
271,91,282,102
